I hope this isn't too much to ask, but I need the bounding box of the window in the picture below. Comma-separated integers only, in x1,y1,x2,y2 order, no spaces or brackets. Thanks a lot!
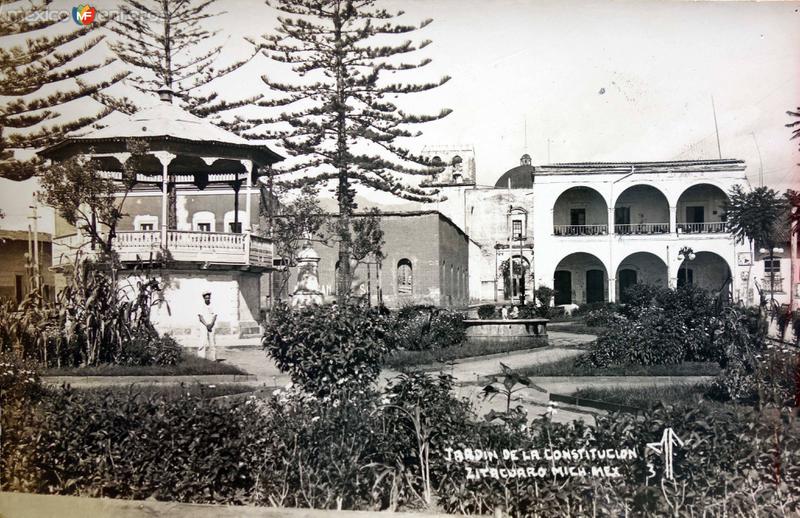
570,208,586,226
134,215,158,231
192,211,215,232
764,260,781,273
223,210,246,234
512,219,522,240
397,259,412,294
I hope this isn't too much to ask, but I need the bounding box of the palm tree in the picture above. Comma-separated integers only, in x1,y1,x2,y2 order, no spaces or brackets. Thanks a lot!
725,185,788,308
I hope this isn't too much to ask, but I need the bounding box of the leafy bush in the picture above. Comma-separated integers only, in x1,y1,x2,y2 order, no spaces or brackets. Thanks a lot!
117,333,182,366
390,305,466,351
582,285,723,367
263,302,394,396
477,304,496,319
3,372,799,514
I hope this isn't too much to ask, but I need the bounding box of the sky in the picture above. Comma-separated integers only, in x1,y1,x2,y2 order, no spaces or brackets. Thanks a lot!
2,0,799,231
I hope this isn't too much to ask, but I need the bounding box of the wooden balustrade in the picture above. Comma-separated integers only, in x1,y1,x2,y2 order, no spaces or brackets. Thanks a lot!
56,230,272,268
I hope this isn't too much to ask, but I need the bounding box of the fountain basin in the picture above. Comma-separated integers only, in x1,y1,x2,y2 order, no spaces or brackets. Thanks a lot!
463,318,549,346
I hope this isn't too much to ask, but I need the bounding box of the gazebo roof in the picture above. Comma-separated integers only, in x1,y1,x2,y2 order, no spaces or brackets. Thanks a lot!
39,99,283,166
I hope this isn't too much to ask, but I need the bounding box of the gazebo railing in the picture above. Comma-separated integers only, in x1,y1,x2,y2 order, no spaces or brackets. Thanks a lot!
58,230,273,267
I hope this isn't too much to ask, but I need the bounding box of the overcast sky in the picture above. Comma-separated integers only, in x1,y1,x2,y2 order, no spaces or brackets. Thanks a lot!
2,0,798,231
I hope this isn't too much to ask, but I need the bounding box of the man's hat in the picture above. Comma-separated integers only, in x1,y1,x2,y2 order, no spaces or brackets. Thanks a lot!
202,290,211,296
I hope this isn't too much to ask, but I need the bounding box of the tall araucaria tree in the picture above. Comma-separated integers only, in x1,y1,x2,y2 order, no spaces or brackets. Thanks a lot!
0,2,131,180
108,0,259,121
725,185,789,307
240,0,451,302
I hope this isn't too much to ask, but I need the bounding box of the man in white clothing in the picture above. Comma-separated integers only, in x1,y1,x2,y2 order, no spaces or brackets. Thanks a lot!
198,291,217,360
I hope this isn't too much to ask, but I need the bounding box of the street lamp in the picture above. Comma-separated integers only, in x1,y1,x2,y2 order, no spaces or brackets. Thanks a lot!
677,246,696,287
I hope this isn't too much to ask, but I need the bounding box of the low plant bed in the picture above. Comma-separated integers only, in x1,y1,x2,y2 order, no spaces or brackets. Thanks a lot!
44,354,247,377
383,337,548,369
71,382,261,400
518,354,721,377
569,383,728,411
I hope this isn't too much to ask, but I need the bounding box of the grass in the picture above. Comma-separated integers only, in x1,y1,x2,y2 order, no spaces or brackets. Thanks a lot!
518,354,721,377
569,383,728,411
45,354,247,377
68,382,260,400
547,321,607,336
384,338,549,369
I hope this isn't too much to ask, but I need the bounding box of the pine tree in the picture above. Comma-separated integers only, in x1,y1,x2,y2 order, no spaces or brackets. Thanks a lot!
243,0,451,302
108,0,258,121
0,2,130,180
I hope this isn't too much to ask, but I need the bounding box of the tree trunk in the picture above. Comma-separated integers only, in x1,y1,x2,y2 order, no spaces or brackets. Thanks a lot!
334,7,352,305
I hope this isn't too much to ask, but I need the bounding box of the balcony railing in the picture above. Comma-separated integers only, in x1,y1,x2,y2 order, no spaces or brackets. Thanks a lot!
614,223,670,235
762,274,784,292
677,222,727,234
54,230,273,269
553,224,608,236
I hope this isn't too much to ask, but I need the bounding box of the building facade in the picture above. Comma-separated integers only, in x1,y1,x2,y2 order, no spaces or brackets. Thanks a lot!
435,156,755,306
277,211,470,309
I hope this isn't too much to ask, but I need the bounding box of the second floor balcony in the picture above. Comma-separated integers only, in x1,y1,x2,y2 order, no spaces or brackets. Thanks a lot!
552,183,732,238
54,230,273,270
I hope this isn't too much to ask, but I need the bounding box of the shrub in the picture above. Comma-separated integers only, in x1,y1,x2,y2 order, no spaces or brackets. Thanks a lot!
391,305,466,351
263,302,394,396
3,374,799,514
477,304,496,319
118,333,182,366
582,285,723,367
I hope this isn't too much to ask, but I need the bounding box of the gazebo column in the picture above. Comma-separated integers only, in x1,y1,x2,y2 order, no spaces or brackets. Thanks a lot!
154,152,176,248
244,160,254,233
231,181,241,233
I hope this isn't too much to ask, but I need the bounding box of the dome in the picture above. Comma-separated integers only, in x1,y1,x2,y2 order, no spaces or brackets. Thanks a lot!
494,164,534,189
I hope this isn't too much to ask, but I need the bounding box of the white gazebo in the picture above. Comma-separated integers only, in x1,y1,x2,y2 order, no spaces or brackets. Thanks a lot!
40,90,284,343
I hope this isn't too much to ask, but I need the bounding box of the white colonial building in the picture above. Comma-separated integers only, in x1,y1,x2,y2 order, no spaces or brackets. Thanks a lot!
435,156,759,307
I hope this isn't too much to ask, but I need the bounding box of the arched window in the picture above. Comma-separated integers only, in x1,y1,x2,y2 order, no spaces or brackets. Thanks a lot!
397,259,413,294
192,211,215,232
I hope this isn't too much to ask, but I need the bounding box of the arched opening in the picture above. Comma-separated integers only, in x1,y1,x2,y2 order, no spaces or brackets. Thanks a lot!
500,255,530,303
614,185,669,234
616,252,668,302
553,252,608,304
397,259,412,295
553,187,609,236
677,184,729,234
678,251,731,294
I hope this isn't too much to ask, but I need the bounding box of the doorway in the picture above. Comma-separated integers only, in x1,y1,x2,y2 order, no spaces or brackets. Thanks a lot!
586,270,605,303
618,269,637,302
554,271,572,305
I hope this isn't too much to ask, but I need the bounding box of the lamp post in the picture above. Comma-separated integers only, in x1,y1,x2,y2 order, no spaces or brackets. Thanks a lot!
759,246,784,307
677,246,696,288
